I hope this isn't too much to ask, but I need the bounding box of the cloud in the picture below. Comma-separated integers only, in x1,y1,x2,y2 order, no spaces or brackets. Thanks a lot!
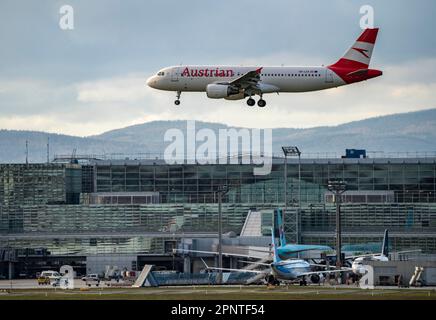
76,74,149,103
0,56,436,136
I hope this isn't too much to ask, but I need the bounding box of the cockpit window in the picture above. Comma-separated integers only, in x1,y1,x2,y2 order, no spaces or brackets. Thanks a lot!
157,71,165,76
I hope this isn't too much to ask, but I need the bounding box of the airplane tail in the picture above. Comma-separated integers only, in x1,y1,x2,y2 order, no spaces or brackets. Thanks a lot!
381,229,389,257
329,28,379,71
276,208,287,247
271,227,280,263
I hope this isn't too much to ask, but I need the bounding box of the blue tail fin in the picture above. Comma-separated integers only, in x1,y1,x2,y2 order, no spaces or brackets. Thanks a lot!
381,229,389,257
276,208,287,247
271,227,280,263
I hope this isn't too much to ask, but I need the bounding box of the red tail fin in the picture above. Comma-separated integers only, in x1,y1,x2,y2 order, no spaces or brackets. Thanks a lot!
329,28,379,70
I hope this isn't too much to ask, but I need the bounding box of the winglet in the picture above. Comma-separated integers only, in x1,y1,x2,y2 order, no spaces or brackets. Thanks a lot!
255,67,263,74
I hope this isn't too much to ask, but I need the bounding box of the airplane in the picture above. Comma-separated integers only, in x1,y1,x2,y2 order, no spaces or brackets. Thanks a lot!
202,227,347,286
146,28,382,107
350,229,390,275
173,208,332,262
348,229,422,276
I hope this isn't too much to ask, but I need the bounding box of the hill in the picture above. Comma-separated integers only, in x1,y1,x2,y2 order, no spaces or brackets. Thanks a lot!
1,109,435,163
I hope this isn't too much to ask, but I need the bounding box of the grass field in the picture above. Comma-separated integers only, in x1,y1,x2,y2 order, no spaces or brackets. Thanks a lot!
1,285,436,300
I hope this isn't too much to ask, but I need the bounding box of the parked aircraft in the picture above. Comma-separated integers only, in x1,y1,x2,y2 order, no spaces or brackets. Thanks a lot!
349,230,421,276
203,228,346,285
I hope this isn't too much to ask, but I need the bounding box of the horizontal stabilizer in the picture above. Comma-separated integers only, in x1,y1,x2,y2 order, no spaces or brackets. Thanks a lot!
346,69,369,76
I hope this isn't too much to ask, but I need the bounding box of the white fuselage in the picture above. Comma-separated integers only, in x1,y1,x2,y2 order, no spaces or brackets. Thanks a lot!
351,255,389,275
147,65,346,94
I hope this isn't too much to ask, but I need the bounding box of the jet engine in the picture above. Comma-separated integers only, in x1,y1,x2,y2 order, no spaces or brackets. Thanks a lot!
206,84,240,99
310,274,321,284
224,92,245,100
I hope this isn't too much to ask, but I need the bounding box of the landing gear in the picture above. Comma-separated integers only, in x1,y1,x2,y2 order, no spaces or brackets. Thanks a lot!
299,277,308,286
246,95,267,107
267,275,280,286
174,91,181,105
246,97,255,106
257,99,266,107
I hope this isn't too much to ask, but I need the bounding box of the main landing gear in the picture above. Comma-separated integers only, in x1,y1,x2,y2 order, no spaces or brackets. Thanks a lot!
246,96,266,107
174,91,181,105
257,99,266,107
266,275,280,286
247,97,255,106
299,276,308,286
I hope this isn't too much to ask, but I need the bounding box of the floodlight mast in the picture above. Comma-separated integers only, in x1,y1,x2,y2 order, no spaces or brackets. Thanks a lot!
217,184,228,285
327,180,347,268
281,146,301,243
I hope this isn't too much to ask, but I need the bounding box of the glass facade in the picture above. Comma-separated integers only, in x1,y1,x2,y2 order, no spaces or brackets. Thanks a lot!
1,158,435,257
94,160,436,204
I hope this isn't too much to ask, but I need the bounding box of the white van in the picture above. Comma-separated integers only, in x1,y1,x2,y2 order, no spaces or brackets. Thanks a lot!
40,270,61,280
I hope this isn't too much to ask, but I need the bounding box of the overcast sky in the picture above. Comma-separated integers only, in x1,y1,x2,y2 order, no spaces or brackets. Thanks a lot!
1,0,435,136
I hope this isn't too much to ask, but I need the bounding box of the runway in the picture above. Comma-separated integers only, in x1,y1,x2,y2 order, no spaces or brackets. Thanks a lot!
1,280,435,300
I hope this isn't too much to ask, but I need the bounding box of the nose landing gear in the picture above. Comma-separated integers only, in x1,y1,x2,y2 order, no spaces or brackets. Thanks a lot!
174,91,181,105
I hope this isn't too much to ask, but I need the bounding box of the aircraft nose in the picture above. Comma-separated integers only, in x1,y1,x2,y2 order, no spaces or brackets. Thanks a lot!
146,76,157,88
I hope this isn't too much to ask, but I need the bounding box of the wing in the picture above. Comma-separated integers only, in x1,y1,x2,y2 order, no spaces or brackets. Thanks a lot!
345,253,381,260
298,269,350,277
309,263,340,269
227,67,263,89
204,266,267,274
345,249,422,260
200,257,270,275
238,260,271,267
279,245,333,255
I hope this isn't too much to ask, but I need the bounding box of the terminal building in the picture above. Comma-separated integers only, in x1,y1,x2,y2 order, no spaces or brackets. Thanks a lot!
1,153,436,278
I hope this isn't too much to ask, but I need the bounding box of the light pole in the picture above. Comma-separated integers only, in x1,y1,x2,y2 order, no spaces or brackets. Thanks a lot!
216,184,228,285
327,180,347,268
281,146,301,243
